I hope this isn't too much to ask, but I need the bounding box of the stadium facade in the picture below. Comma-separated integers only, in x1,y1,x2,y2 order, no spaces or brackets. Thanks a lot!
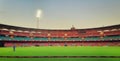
0,24,120,47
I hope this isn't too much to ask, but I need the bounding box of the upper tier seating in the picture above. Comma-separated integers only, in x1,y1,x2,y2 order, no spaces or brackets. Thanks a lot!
84,37,100,41
33,37,48,41
0,35,11,40
103,35,120,40
0,35,120,41
13,36,31,41
67,38,82,41
50,38,64,41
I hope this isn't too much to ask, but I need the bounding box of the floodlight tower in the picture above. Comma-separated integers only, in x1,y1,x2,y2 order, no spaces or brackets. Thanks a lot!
36,9,42,29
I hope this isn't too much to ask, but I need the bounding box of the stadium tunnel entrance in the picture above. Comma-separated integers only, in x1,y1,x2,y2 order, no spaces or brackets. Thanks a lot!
0,41,4,47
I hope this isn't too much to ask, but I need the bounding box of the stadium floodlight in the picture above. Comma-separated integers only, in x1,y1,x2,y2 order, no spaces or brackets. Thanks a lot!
36,9,42,28
36,9,42,18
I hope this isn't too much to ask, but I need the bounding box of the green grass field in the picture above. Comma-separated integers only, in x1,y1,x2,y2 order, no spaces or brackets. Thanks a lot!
0,46,120,61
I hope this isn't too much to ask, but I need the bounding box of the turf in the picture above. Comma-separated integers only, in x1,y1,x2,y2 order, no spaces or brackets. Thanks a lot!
0,58,120,61
0,46,120,56
0,46,120,61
